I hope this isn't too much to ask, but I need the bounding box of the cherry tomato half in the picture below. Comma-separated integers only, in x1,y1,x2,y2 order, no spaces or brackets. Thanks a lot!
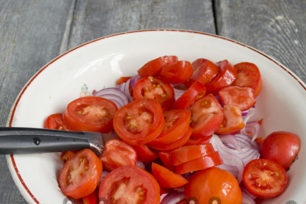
159,60,194,84
44,113,68,130
99,165,160,204
63,96,118,133
185,167,242,204
113,99,165,145
190,58,220,85
58,149,102,199
260,131,301,169
242,158,288,199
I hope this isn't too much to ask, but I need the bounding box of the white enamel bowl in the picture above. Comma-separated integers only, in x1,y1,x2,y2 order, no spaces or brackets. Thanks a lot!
6,30,306,204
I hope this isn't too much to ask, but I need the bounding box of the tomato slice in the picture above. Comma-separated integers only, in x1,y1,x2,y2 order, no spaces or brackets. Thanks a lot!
113,99,165,145
190,58,220,85
206,59,237,93
169,144,216,166
138,55,178,77
158,151,173,170
151,162,188,188
233,62,262,96
174,152,222,174
216,105,245,135
218,85,256,111
100,139,137,171
132,144,158,163
58,149,102,199
185,167,242,204
173,81,207,109
82,189,98,204
190,94,224,139
133,76,175,110
148,109,191,148
242,158,288,199
63,96,118,133
44,113,68,130
99,165,160,204
159,60,194,84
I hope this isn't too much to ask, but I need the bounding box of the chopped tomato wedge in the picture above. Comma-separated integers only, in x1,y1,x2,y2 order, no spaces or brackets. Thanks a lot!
173,81,207,109
233,62,262,96
206,59,237,93
99,165,160,204
113,99,165,145
190,94,224,139
148,109,191,148
169,144,216,166
216,105,245,135
242,159,288,199
190,58,220,85
138,55,178,77
100,139,137,171
158,151,173,170
159,60,194,84
132,144,158,163
133,76,175,110
218,85,256,111
44,113,68,130
63,96,118,133
151,162,188,188
58,149,102,199
174,151,222,174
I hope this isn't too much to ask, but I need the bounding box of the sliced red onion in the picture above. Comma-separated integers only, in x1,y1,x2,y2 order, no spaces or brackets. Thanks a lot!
242,186,256,204
160,191,185,204
116,74,141,101
242,107,256,123
173,87,185,100
241,121,261,141
93,87,129,108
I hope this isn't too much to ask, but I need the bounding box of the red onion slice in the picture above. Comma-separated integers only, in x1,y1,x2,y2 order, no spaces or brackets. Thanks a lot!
93,87,129,108
160,191,185,204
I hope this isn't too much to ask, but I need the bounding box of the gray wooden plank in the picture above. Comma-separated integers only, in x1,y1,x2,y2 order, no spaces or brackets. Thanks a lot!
215,0,306,83
66,0,215,49
0,1,75,203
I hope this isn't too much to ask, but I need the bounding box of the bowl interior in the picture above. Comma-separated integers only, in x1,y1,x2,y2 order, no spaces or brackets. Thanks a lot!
7,30,306,204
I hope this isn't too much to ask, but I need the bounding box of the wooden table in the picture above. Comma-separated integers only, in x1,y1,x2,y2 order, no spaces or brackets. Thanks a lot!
0,0,305,203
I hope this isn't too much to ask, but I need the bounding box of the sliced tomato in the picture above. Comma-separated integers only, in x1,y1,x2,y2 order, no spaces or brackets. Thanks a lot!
100,139,137,171
99,165,160,204
63,96,118,133
82,189,98,204
151,162,188,188
149,127,192,151
133,76,175,110
260,131,301,169
190,58,220,85
138,55,178,77
169,144,216,166
44,113,68,130
159,60,194,84
190,94,224,139
173,81,207,109
206,59,237,93
242,159,288,199
233,62,262,96
148,109,191,148
58,149,102,199
158,151,173,170
174,152,222,174
218,85,256,111
113,99,165,145
132,144,158,163
60,150,77,162
216,105,245,135
185,167,242,204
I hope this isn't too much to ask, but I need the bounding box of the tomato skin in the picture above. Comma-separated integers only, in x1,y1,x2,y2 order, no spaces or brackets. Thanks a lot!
99,165,160,204
190,94,224,139
159,60,194,84
133,76,175,110
206,60,237,93
233,62,262,97
138,55,178,77
100,139,137,171
132,144,158,163
151,162,188,188
113,99,165,145
260,131,301,169
190,58,220,85
63,96,118,133
242,158,288,199
82,189,98,204
218,85,256,111
58,149,102,199
185,167,242,204
44,113,68,130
